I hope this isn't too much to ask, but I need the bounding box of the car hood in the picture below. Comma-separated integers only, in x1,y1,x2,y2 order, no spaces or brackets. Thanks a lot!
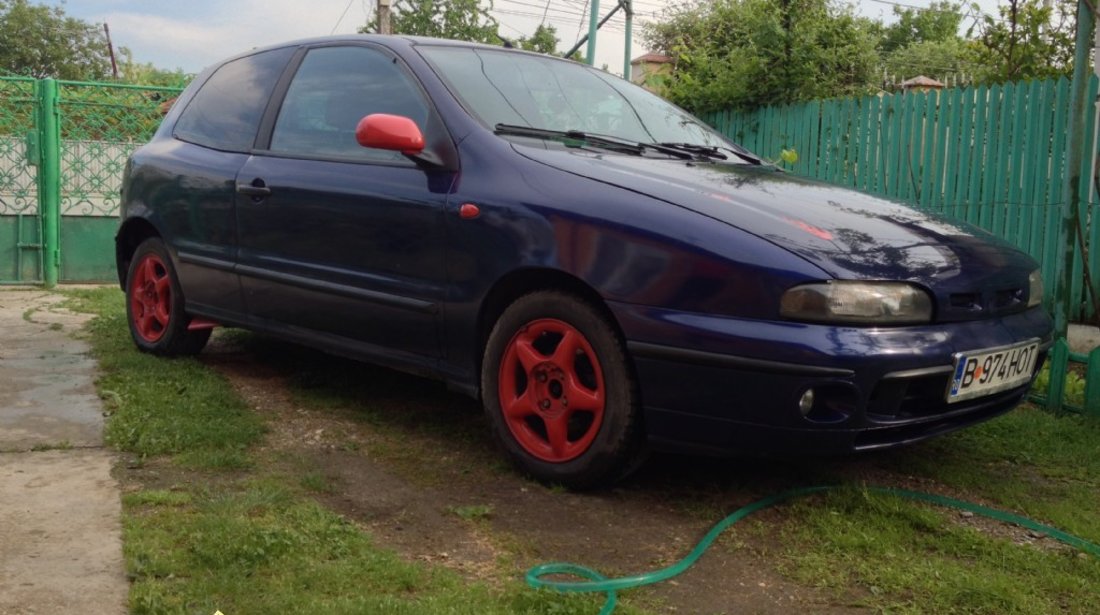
515,145,1037,293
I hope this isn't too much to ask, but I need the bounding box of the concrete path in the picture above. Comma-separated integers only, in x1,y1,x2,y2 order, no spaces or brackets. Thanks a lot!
0,290,127,615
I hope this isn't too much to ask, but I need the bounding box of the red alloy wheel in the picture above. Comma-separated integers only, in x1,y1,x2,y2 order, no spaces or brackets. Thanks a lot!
497,318,606,463
129,253,172,343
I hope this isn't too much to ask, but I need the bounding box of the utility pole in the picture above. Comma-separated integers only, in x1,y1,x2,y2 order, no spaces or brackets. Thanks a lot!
37,79,60,288
586,0,600,66
1092,9,1100,206
103,23,119,79
378,0,392,35
565,0,633,77
1054,0,1096,339
623,0,633,79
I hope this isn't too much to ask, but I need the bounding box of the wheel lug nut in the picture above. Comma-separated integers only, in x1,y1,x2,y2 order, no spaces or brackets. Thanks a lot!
536,372,547,382
540,399,551,409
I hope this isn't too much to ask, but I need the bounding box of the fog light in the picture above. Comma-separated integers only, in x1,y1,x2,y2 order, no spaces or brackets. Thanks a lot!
799,389,815,416
800,385,857,424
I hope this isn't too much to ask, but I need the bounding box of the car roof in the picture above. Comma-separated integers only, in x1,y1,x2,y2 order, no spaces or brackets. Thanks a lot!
215,34,532,67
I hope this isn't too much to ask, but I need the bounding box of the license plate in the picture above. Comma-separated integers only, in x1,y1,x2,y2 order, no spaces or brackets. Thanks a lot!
946,339,1039,403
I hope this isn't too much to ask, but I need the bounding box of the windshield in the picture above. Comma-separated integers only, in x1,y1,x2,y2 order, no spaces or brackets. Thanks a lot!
418,46,730,149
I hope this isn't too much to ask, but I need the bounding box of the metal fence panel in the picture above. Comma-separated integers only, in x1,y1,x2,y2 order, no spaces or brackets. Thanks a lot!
0,77,179,284
56,81,178,283
55,81,180,282
0,77,41,283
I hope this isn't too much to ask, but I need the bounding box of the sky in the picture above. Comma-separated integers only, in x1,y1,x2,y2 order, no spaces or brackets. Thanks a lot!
50,0,1004,79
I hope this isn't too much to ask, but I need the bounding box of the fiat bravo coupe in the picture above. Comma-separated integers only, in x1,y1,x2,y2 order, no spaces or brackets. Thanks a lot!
117,35,1052,487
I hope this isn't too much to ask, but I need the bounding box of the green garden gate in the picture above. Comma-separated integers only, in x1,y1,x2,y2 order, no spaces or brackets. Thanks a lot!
0,76,181,285
0,77,40,283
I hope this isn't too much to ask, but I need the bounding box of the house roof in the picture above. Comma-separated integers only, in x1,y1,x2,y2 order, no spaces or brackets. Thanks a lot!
899,75,946,89
631,52,672,65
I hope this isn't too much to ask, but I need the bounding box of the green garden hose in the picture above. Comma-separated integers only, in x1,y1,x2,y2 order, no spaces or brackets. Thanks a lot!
526,485,1100,615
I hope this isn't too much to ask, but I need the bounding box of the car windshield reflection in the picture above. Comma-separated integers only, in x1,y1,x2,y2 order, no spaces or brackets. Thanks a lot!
419,46,731,151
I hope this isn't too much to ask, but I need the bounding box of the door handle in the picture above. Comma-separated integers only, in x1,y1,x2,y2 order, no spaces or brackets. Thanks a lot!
236,180,271,198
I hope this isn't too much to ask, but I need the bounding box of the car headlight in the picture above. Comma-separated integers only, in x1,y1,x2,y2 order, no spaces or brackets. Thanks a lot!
780,281,933,325
1027,270,1043,308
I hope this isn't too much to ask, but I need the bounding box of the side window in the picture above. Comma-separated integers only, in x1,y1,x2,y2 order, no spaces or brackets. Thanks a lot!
174,47,294,152
269,46,430,162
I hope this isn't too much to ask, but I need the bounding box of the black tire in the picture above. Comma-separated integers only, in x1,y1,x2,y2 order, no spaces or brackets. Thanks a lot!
125,237,210,356
481,290,646,489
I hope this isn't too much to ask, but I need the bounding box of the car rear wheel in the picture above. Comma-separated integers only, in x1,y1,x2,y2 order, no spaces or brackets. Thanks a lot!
125,238,210,356
482,291,645,488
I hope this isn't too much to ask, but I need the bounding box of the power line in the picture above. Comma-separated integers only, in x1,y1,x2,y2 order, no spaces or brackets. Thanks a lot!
868,0,1012,24
498,0,603,21
495,10,627,35
331,0,357,34
497,19,529,36
869,0,946,11
495,8,627,28
575,0,590,41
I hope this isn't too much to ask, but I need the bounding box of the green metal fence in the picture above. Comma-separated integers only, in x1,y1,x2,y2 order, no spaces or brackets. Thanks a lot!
0,76,180,284
702,75,1100,321
0,77,40,283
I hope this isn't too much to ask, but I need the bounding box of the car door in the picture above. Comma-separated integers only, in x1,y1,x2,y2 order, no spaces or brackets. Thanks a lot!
234,43,455,362
158,46,295,316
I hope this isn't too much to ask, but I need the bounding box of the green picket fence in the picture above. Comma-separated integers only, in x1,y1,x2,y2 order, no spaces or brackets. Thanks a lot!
0,76,180,284
1031,338,1100,418
702,76,1100,322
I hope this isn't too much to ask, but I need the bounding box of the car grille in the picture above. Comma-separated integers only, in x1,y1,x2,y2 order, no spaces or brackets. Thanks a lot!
867,369,956,421
867,375,1027,422
865,350,1046,424
941,286,1025,321
853,389,1025,450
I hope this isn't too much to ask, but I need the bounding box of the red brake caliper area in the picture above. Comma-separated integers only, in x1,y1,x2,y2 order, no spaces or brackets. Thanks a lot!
129,253,171,342
498,319,606,462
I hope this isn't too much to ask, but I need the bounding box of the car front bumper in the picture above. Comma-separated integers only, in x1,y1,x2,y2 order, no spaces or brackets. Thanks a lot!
609,301,1053,455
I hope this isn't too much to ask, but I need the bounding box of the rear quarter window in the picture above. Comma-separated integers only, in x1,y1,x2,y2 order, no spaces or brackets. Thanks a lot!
174,47,295,152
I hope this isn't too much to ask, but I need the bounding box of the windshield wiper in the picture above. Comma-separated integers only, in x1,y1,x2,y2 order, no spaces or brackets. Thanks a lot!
494,125,766,165
656,142,727,160
495,124,693,159
657,142,765,166
495,124,641,155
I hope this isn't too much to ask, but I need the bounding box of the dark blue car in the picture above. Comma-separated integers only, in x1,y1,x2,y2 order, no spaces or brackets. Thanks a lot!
117,35,1053,487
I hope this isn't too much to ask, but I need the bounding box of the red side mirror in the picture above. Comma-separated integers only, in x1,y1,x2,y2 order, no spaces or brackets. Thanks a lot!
355,114,425,155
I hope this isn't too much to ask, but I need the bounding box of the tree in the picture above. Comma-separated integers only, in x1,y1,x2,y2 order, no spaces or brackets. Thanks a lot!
644,0,879,111
875,2,974,84
360,0,500,44
883,38,977,83
517,24,559,55
971,0,1075,83
0,0,111,79
879,1,965,54
117,47,192,88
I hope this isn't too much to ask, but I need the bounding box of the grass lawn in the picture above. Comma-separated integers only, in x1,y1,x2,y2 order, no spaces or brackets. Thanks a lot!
63,287,626,615
63,286,1100,614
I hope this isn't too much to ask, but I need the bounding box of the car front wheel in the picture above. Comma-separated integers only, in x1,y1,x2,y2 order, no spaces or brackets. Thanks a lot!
125,237,210,356
481,291,645,488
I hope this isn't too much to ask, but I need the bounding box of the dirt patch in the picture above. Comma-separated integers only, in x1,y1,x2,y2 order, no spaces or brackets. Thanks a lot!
192,331,862,614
